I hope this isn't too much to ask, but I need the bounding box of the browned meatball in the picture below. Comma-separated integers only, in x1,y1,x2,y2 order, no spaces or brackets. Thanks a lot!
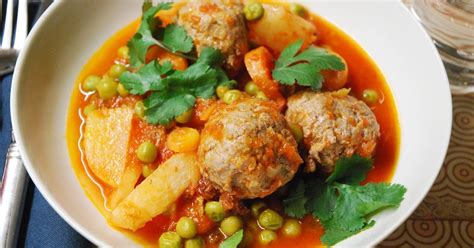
178,0,249,75
285,90,380,172
198,99,302,199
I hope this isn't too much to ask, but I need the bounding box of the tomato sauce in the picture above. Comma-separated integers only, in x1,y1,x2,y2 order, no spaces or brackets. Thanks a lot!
66,3,400,247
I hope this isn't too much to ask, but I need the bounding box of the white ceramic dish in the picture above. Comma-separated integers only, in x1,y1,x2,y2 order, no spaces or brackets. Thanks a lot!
11,0,452,246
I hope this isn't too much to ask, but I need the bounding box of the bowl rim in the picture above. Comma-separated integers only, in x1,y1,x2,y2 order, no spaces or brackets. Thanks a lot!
10,1,452,247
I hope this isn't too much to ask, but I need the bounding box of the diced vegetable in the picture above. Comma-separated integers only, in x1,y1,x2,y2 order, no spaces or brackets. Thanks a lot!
255,91,267,100
109,64,127,79
83,103,97,117
321,52,349,90
244,81,260,96
175,108,193,124
247,4,317,54
110,153,201,231
258,209,283,230
184,238,204,248
84,107,134,187
216,86,230,99
220,216,243,236
258,230,276,245
82,75,100,92
244,2,264,21
362,89,379,105
157,48,189,71
282,219,302,237
244,47,285,109
166,127,200,153
204,201,225,222
117,46,130,60
136,141,157,163
159,231,182,248
96,77,118,100
222,90,243,104
289,3,306,17
117,83,129,97
176,217,197,239
134,101,145,118
250,201,267,218
141,164,154,178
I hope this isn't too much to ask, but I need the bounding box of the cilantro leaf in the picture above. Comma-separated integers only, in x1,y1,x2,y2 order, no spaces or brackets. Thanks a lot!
145,91,196,125
219,229,243,248
326,155,373,185
161,24,194,53
119,61,173,95
128,3,172,68
282,155,407,246
197,47,224,66
283,179,308,218
272,40,345,90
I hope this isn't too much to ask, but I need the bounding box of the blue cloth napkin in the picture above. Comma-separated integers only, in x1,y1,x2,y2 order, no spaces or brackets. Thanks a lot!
1,2,92,247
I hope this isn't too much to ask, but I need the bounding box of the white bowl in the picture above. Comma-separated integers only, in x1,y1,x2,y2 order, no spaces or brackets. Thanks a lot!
11,0,452,246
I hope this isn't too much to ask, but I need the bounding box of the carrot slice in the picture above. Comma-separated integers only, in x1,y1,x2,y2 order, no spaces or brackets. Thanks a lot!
244,47,286,110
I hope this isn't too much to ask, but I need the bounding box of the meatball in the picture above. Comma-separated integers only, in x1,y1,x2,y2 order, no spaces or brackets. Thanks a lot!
178,0,249,75
198,99,302,199
285,90,380,172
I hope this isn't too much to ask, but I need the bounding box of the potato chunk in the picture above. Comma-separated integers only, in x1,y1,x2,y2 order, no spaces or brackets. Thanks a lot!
110,153,201,231
84,107,133,187
248,4,317,55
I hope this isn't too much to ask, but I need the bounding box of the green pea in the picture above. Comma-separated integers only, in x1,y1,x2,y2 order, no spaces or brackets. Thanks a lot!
204,201,225,222
362,89,379,105
82,75,101,92
258,209,283,230
220,216,243,236
142,164,154,178
135,101,146,118
96,77,118,100
251,201,267,218
216,85,230,99
108,64,127,79
117,83,129,97
83,103,97,117
290,3,306,17
255,91,267,100
176,217,197,239
175,108,193,124
222,90,242,104
282,219,302,237
258,230,276,245
244,2,264,21
136,141,157,163
159,231,182,248
184,238,204,248
288,123,303,143
117,46,129,60
245,81,260,96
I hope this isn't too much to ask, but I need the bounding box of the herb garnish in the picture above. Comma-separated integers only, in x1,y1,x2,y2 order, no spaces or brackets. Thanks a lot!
127,2,194,68
272,40,345,90
219,229,244,248
283,155,407,245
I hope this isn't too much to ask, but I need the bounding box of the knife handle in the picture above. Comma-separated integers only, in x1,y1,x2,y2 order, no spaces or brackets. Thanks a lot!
0,137,28,247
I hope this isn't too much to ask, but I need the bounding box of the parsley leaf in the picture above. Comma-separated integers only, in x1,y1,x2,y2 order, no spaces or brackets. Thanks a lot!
219,229,243,248
119,61,173,95
283,179,308,218
326,155,373,185
128,3,172,68
161,24,194,53
282,155,407,246
272,40,345,90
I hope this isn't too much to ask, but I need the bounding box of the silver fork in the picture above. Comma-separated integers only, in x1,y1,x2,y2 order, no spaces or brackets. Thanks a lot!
0,0,29,247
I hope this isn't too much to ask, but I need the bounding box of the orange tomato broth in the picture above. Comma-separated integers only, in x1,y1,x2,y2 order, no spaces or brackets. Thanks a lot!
66,2,400,247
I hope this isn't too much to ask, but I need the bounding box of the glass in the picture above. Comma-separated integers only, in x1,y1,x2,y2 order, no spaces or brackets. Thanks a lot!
411,0,474,94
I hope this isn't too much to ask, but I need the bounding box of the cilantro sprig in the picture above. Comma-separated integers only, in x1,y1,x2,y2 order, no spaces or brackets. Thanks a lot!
283,155,407,245
128,2,194,68
272,40,345,90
